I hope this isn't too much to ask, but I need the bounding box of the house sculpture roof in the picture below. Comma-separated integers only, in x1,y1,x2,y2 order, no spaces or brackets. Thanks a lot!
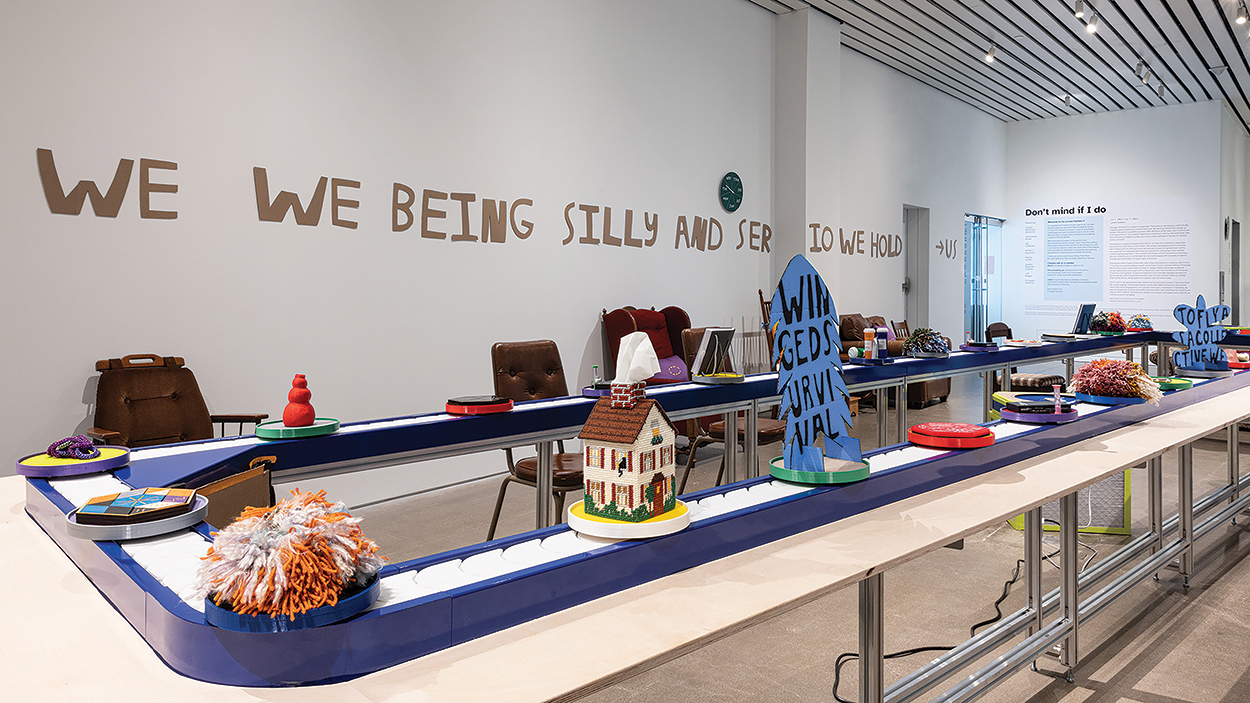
578,398,676,444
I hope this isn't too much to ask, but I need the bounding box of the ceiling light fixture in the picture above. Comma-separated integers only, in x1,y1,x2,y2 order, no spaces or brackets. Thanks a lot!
1237,2,1247,25
1158,83,1166,99
1135,60,1145,77
985,44,996,63
1087,11,1099,33
1065,94,1073,108
1074,0,1085,19
1142,70,1152,85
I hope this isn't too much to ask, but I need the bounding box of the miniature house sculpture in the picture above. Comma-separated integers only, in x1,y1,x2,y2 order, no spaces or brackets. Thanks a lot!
578,391,679,522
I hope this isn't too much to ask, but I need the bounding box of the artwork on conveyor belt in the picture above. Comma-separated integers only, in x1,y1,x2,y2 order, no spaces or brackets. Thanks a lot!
15,434,130,478
1172,295,1234,378
568,331,690,539
255,374,340,438
197,489,385,632
907,422,995,449
1071,359,1162,405
766,255,869,485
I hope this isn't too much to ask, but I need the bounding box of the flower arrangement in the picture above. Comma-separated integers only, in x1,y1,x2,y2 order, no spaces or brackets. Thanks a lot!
1126,314,1152,330
195,489,385,618
1071,359,1161,404
1089,311,1128,333
902,328,950,356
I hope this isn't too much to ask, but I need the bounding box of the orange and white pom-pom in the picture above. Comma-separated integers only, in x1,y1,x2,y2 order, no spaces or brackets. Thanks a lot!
195,489,385,618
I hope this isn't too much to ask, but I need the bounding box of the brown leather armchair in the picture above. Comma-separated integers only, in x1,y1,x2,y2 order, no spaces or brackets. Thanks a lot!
89,354,267,447
601,306,692,384
487,340,583,540
676,328,786,492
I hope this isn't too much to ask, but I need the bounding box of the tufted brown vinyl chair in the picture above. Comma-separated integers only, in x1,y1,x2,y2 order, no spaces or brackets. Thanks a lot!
676,328,787,493
984,323,1066,393
89,354,267,447
487,340,584,540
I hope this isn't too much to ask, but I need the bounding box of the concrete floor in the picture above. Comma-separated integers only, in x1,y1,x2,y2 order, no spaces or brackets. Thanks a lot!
354,369,1250,703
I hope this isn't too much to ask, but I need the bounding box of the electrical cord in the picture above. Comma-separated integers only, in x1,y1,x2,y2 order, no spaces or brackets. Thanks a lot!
830,517,1105,702
829,548,1058,703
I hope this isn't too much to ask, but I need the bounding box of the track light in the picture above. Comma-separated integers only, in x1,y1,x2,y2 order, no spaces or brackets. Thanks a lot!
1074,0,1085,19
985,44,996,63
1142,70,1152,85
1086,11,1098,33
1064,94,1072,108
1135,60,1145,77
1238,3,1247,25
1158,83,1166,99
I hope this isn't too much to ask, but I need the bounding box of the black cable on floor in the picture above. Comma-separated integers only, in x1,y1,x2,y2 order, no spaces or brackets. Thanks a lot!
830,549,1057,703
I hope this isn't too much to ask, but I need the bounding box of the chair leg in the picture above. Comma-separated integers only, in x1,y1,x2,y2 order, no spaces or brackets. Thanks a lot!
554,490,567,522
679,436,712,494
487,476,514,541
714,454,726,487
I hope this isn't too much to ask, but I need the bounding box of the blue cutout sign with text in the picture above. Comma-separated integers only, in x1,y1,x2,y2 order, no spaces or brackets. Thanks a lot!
769,256,861,471
1172,295,1230,371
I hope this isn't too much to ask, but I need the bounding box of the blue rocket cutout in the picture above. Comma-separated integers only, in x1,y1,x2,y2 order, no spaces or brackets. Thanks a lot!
769,255,861,472
1172,295,1230,372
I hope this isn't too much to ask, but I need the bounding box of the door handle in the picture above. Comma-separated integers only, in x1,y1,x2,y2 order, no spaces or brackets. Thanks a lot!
902,277,911,294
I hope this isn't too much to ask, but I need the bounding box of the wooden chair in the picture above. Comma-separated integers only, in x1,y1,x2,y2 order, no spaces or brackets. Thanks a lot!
892,320,911,339
758,289,776,367
676,328,787,493
487,340,583,540
89,354,267,447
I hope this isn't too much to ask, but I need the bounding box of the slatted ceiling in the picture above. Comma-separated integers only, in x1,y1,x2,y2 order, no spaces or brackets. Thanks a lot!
752,0,1250,132
838,4,1050,118
838,0,1064,118
839,29,1024,120
839,33,1023,120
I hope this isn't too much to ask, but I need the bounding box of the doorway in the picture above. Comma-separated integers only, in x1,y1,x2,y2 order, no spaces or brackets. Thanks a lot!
1233,219,1241,326
964,214,1004,343
903,206,930,330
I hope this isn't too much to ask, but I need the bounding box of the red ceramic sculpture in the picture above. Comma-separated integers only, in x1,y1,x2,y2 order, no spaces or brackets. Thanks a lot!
282,374,316,427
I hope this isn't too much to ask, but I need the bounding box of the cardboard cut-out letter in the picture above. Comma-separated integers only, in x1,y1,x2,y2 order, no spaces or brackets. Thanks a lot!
769,255,861,471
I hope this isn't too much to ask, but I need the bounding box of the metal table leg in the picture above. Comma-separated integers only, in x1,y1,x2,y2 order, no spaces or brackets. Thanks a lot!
1140,344,1149,374
744,400,759,479
859,572,884,703
877,387,888,448
1026,508,1043,638
1149,456,1163,557
1064,357,1074,383
896,382,907,445
1059,492,1078,682
1230,424,1241,514
1179,442,1194,588
536,441,554,529
723,409,739,484
982,371,993,423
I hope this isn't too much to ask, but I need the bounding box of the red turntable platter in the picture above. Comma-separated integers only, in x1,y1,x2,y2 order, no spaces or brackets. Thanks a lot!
908,422,995,449
446,395,514,415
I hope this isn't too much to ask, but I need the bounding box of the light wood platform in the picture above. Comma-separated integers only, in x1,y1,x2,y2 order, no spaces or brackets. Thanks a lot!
4,385,1248,702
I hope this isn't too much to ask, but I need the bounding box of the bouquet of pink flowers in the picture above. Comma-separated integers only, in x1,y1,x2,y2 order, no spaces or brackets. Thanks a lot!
1071,359,1161,404
1089,311,1128,333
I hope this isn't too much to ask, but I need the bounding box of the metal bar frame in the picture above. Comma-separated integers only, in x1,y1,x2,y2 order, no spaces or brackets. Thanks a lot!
535,441,554,529
884,424,1247,703
859,572,884,703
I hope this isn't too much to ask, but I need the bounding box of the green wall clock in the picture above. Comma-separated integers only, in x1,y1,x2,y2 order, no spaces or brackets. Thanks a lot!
720,172,743,213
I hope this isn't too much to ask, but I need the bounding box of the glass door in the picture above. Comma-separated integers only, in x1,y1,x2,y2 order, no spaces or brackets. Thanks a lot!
964,214,1004,343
